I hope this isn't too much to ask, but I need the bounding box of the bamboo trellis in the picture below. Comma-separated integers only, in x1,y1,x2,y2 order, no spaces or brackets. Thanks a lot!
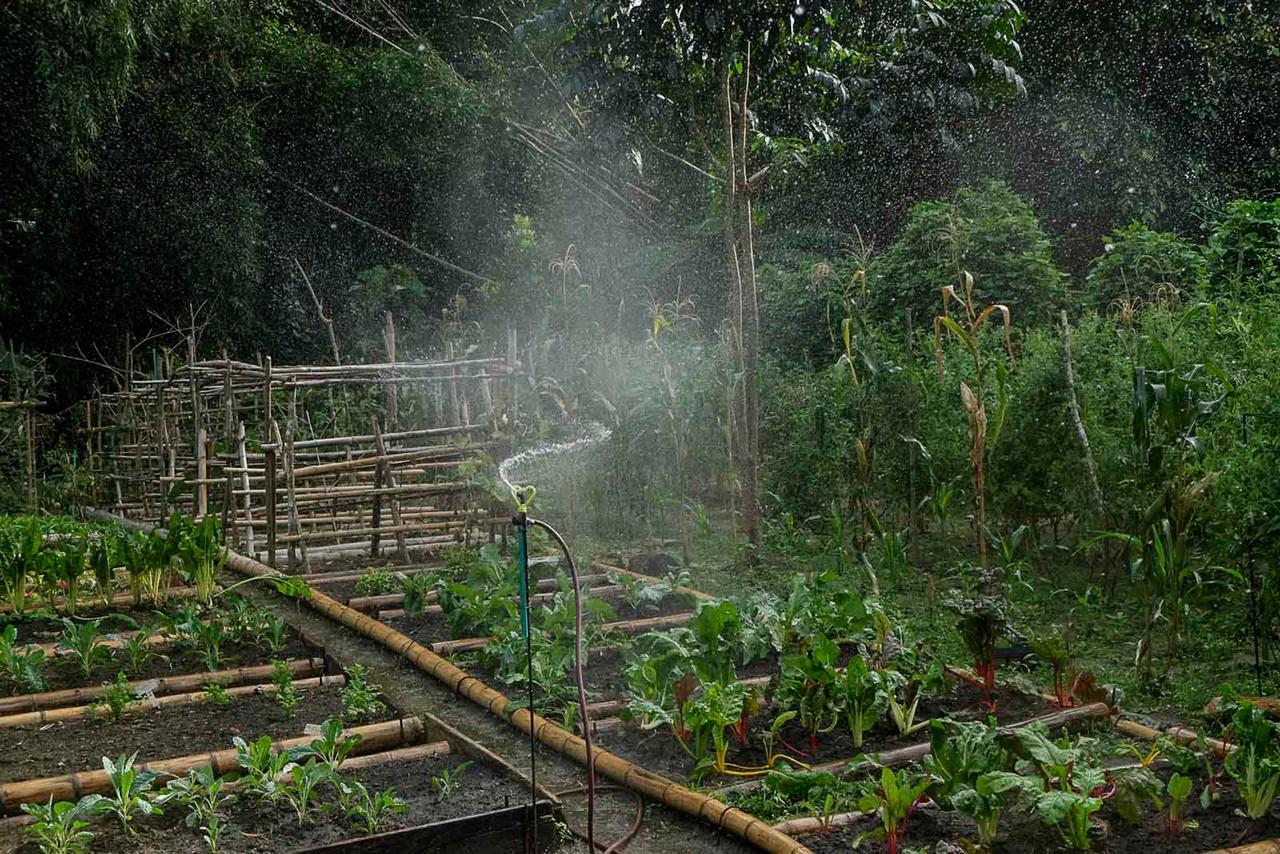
82,327,523,570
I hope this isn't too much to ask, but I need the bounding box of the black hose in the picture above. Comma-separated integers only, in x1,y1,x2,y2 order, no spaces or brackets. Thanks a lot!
530,516,595,851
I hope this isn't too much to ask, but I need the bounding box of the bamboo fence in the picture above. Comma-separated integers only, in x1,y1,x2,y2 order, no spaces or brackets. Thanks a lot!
80,326,524,569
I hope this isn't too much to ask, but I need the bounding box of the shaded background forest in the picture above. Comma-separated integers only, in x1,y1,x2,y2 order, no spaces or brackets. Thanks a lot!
3,1,1276,385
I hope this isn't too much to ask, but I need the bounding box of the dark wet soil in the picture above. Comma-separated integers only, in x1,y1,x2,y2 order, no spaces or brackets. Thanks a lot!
0,753,532,853
0,687,351,782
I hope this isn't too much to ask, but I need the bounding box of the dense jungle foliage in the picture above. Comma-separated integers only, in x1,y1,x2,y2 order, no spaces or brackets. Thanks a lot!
2,1,1279,710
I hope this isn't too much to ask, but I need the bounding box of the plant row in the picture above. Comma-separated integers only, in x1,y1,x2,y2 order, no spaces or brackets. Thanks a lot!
736,700,1280,853
20,716,452,854
0,514,226,617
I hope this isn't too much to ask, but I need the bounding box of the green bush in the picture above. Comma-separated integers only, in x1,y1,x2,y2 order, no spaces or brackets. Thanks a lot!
871,180,1070,328
1205,199,1280,295
1086,223,1208,312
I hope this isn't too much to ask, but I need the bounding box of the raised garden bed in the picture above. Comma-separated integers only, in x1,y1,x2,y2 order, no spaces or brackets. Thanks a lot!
0,750,538,853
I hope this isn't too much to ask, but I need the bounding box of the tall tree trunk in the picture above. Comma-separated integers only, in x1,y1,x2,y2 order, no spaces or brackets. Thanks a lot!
719,57,762,546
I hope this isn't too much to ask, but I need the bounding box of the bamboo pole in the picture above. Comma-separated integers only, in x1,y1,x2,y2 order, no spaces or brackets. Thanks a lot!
1114,717,1233,758
772,810,868,836
1207,843,1280,854
0,674,345,729
0,717,424,811
237,421,255,555
0,658,324,715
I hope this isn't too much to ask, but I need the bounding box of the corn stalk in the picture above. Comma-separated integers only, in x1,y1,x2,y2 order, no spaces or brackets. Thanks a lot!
934,272,1015,566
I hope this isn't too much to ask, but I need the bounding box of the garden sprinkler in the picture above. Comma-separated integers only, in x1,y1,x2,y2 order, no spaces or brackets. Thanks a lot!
510,486,539,850
508,483,597,851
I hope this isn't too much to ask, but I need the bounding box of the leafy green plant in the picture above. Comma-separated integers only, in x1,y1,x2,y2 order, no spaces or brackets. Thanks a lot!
1005,728,1108,850
177,514,224,606
354,566,399,597
338,780,407,833
430,760,473,802
1164,772,1199,836
776,634,842,755
946,577,1008,706
272,658,297,719
282,761,333,825
1028,632,1076,708
203,682,232,706
842,658,889,749
855,766,932,854
93,671,138,723
166,767,232,852
682,678,749,777
101,753,163,834
301,717,362,772
0,517,44,614
1224,702,1280,820
924,717,1020,845
0,624,47,692
253,613,289,658
232,734,306,802
401,572,438,617
21,795,106,854
48,543,88,616
341,664,386,722
195,620,224,671
58,619,112,679
119,630,165,674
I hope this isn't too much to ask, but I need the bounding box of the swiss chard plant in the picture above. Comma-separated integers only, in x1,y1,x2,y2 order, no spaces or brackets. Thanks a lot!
681,677,749,778
924,717,1019,846
856,766,933,854
775,634,842,755
1224,701,1280,820
1163,772,1199,836
1006,727,1110,850
842,657,889,749
945,578,1008,708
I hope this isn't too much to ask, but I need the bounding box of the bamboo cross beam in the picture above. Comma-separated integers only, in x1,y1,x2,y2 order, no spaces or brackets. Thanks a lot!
289,444,492,479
